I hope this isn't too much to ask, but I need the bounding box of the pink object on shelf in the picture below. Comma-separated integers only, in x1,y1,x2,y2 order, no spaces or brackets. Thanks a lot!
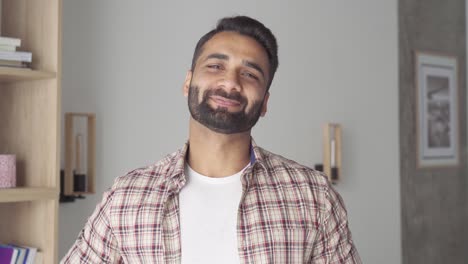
0,155,16,188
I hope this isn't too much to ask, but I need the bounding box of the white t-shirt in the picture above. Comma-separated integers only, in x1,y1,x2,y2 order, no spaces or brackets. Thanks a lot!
179,163,248,264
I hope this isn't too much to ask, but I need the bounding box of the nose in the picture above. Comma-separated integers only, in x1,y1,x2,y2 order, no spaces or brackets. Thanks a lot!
218,69,241,92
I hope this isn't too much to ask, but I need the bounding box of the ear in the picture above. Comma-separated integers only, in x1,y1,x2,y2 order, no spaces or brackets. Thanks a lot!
183,70,192,97
260,92,270,117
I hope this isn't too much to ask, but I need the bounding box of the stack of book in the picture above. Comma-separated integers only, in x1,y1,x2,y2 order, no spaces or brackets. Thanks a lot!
0,244,41,264
0,36,32,69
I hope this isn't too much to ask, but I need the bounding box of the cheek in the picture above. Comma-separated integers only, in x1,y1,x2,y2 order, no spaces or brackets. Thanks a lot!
245,94,265,112
190,82,209,103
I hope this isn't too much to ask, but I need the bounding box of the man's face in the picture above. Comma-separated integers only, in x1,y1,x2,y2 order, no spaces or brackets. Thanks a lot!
184,31,270,134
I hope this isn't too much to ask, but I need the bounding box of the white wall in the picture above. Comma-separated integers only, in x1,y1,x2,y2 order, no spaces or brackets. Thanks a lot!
59,1,400,263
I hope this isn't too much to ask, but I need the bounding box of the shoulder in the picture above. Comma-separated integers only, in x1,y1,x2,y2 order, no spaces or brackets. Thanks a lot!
257,146,330,190
255,146,348,227
97,149,185,231
109,149,183,199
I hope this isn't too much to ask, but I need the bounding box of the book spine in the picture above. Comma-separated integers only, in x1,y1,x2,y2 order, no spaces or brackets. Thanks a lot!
0,37,21,47
0,51,32,62
0,45,16,52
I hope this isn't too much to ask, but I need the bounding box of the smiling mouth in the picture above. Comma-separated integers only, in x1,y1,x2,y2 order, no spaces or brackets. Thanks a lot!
210,95,242,108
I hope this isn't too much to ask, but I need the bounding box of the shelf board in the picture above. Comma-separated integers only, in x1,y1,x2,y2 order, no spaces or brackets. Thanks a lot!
0,67,56,82
0,187,58,203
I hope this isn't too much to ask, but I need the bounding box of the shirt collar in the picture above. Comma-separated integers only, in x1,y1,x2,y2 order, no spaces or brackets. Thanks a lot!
166,142,189,193
167,137,267,192
249,138,266,167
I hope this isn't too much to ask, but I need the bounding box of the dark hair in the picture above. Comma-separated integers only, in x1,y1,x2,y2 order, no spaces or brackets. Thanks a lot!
191,16,279,90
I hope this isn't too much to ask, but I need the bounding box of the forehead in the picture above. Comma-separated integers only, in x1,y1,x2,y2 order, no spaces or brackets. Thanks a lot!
198,32,269,71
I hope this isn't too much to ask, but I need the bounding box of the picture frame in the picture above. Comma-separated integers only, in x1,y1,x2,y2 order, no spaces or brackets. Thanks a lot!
415,51,459,168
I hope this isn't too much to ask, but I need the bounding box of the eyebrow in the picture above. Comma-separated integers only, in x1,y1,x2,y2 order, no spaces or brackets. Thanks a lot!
243,60,265,80
204,53,266,80
204,53,229,61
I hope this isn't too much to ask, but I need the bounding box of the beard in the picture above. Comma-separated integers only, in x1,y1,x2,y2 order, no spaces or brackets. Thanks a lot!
188,85,265,134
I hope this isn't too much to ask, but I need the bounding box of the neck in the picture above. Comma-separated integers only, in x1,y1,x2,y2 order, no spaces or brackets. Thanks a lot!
187,118,251,177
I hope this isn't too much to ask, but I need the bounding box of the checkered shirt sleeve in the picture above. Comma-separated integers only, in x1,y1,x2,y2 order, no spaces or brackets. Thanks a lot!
61,188,123,263
309,181,362,263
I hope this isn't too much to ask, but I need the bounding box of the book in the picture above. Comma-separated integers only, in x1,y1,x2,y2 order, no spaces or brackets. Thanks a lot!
3,244,38,264
0,245,19,264
12,245,37,264
22,246,37,264
0,51,32,62
7,244,29,264
0,44,16,52
0,246,15,263
0,36,21,47
13,247,26,264
0,59,29,68
31,251,40,264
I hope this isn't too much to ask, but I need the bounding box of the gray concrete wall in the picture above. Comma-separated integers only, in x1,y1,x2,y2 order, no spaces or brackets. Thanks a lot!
399,0,468,263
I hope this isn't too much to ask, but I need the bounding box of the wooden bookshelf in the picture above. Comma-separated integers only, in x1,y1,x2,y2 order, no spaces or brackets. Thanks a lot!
0,67,56,82
0,0,61,263
0,187,58,203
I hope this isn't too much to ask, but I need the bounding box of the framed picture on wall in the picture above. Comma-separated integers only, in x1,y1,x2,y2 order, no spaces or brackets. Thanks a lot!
415,51,459,168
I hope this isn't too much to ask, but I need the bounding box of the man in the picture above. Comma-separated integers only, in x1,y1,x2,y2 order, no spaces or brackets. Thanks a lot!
62,16,361,263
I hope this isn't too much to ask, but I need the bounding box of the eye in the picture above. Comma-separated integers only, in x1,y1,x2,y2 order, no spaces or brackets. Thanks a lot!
242,71,259,81
207,64,222,70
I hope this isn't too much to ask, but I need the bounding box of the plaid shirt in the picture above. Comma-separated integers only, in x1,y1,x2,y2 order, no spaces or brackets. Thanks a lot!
62,140,361,263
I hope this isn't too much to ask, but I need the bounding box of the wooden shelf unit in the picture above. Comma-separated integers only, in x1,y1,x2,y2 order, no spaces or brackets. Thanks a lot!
0,67,56,82
0,0,61,263
0,187,58,203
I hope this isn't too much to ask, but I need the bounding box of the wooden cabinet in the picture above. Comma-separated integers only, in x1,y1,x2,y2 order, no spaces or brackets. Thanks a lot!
0,0,61,263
